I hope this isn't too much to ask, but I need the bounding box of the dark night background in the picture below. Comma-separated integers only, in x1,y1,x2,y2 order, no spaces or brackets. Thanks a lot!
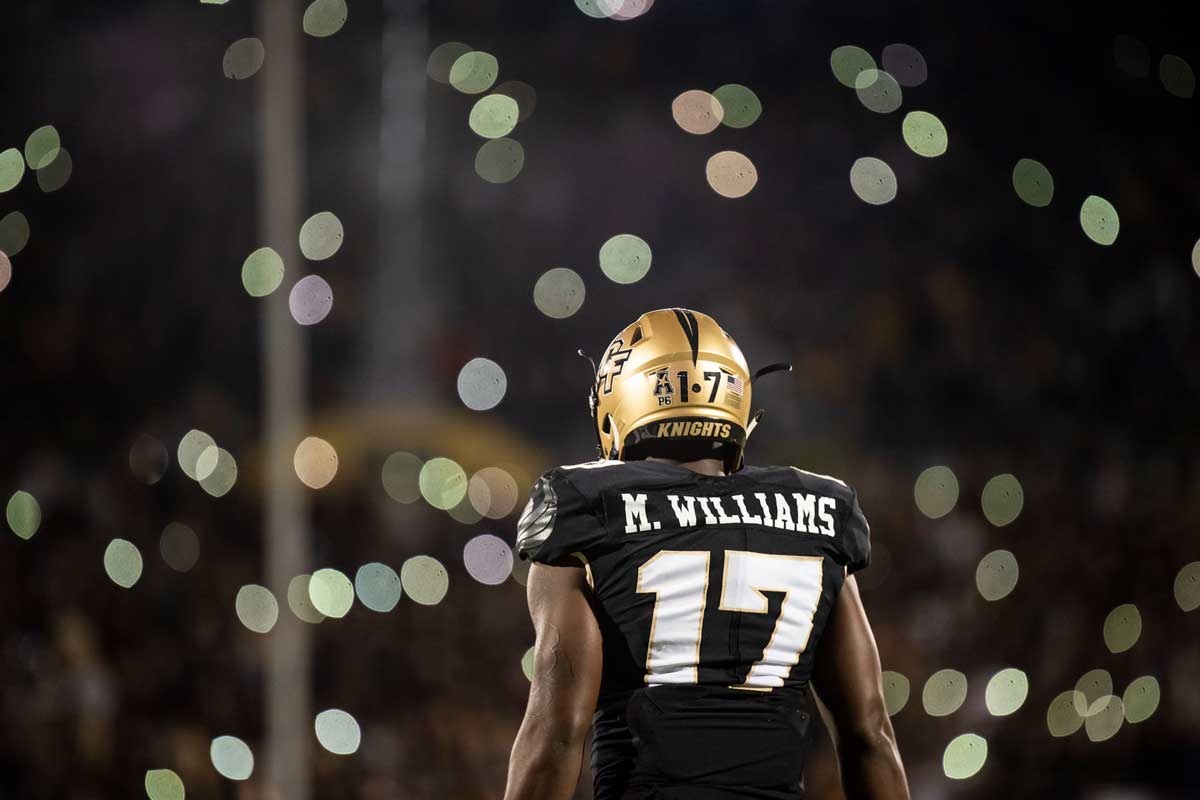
2,0,1199,797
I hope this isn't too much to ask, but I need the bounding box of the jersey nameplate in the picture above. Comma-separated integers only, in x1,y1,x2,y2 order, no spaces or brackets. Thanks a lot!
605,491,838,536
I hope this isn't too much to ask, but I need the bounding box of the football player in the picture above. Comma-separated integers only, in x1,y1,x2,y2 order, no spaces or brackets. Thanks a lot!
505,309,909,799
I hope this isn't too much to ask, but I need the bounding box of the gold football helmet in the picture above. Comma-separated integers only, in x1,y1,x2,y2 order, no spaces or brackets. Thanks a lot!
586,308,784,471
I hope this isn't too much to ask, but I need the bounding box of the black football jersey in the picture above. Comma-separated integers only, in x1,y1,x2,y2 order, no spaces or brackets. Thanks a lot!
515,460,871,800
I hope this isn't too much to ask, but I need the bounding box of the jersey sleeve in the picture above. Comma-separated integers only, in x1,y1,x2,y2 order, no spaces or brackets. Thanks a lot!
515,468,603,567
843,488,871,574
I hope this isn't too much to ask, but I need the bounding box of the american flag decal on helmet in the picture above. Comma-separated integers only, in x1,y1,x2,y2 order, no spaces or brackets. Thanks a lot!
726,373,744,408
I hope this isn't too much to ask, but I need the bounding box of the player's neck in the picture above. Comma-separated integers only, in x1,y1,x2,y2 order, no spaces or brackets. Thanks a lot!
643,456,727,477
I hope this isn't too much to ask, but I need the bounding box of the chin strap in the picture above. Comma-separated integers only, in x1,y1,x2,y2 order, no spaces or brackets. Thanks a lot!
736,363,792,471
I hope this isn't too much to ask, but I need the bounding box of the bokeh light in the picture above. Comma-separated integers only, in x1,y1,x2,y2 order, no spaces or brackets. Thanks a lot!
223,37,265,80
235,584,279,634
913,465,958,518
103,538,143,589
294,436,339,489
849,157,897,205
354,562,402,612
855,70,902,113
1174,561,1200,611
830,45,876,88
36,147,72,192
902,111,948,157
881,43,928,87
315,709,361,755
463,534,514,585
1047,690,1086,737
309,567,355,618
6,490,41,540
712,84,762,128
287,574,327,624
177,429,217,481
984,668,1029,716
1122,676,1160,724
456,357,507,411
494,80,537,122
1193,239,1200,279
705,150,758,199
419,457,468,510
468,466,519,518
1085,695,1124,742
943,734,987,780
475,138,525,183
671,90,723,135
303,0,348,38
1074,669,1113,716
1102,603,1141,653
449,51,499,94
160,522,200,572
521,646,535,680
210,735,254,780
0,148,25,193
24,125,60,171
1080,195,1119,246
427,42,471,84
196,445,220,481
382,451,423,503
0,250,10,293
289,275,334,325
242,247,285,297
469,94,519,139
975,549,1019,601
882,670,910,716
129,433,168,484
1012,158,1054,207
609,0,655,20
533,267,585,319
299,211,344,261
448,493,484,524
923,668,967,716
599,233,652,284
0,211,30,257
401,555,449,605
1113,35,1150,78
981,473,1023,526
199,448,238,497
144,769,185,800
1159,54,1196,98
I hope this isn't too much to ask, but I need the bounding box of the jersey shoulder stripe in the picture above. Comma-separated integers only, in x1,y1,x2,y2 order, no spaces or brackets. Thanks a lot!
515,475,558,560
790,466,848,488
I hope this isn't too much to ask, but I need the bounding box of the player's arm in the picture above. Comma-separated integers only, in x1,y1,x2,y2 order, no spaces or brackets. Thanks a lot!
504,562,603,800
812,574,910,800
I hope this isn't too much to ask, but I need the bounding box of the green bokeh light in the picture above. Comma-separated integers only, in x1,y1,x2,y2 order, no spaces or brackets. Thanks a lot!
521,646,535,680
475,138,525,184
902,111,947,157
494,80,537,122
242,247,285,297
855,69,902,113
981,473,1023,526
1175,561,1200,611
469,94,519,139
382,451,423,503
299,211,344,261
24,125,60,171
427,42,471,84
235,584,279,634
210,735,254,780
457,357,507,411
849,157,897,205
1074,668,1112,716
448,494,483,525
1085,695,1124,742
0,211,31,257
354,562,402,612
975,549,1019,601
1047,690,1085,737
36,147,72,193
6,490,41,540
401,555,449,606
0,251,9,293
1080,195,1119,246
309,567,355,618
303,0,347,38
287,574,326,623
177,429,217,481
1122,676,1160,724
942,733,987,780
831,45,876,88
1102,603,1141,653
160,522,200,572
419,457,468,510
913,465,958,518
199,448,238,497
599,233,652,284
223,37,265,80
1192,240,1200,280
449,51,499,95
882,670,910,716
0,148,24,193
712,84,762,128
144,769,185,800
984,668,1029,716
705,150,758,199
315,709,361,755
922,668,967,716
1159,54,1196,98
533,267,585,318
1012,158,1054,207
103,538,143,589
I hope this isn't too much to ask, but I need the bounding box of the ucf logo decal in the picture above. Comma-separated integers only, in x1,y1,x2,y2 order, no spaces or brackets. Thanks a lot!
598,338,633,395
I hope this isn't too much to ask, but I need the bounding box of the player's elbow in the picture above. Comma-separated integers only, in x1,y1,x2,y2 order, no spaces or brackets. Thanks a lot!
835,700,897,756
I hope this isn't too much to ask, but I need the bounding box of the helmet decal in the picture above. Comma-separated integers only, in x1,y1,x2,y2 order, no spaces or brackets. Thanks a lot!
671,308,701,365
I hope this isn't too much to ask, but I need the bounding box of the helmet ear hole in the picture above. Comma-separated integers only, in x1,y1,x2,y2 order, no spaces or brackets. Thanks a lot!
630,326,644,346
601,414,612,434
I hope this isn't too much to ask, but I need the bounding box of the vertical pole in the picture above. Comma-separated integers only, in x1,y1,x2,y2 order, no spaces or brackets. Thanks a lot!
256,2,311,799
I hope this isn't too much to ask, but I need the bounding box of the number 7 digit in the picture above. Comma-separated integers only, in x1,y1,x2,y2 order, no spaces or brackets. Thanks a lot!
703,371,721,403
